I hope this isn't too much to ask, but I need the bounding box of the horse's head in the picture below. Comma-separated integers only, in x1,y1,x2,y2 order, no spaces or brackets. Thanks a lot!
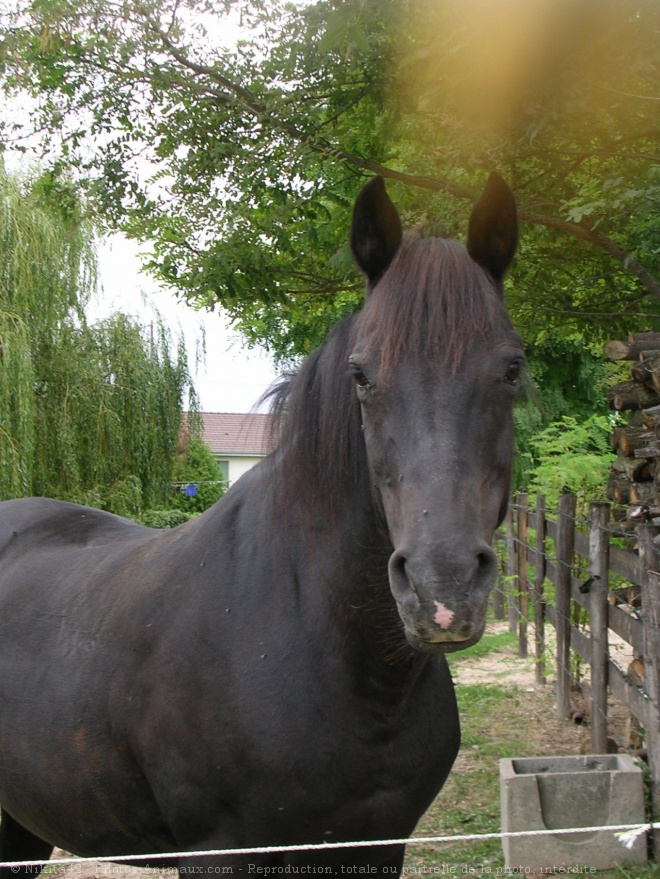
349,174,523,654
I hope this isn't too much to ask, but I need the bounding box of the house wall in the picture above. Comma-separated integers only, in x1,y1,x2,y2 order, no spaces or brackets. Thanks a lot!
216,455,265,486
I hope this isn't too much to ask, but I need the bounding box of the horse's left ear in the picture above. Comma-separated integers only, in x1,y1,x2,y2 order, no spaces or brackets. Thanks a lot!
350,176,403,289
467,173,518,284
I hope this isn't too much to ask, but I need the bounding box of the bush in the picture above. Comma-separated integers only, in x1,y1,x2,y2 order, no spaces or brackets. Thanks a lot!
141,508,193,529
104,475,143,520
169,435,225,514
527,414,615,511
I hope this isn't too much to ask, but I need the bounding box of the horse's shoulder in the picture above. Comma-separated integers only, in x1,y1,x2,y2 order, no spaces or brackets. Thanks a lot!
0,497,152,551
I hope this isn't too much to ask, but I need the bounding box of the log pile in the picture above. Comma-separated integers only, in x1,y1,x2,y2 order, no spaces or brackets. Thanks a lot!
604,334,657,746
605,332,660,522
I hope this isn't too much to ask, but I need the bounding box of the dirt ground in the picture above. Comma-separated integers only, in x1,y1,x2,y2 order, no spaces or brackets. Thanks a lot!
45,622,636,879
452,620,635,757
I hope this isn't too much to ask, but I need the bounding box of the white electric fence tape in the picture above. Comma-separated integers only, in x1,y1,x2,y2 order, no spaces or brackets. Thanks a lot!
1,822,658,869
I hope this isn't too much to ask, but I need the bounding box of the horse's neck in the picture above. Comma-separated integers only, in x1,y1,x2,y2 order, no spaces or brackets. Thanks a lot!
276,475,427,696
215,441,427,695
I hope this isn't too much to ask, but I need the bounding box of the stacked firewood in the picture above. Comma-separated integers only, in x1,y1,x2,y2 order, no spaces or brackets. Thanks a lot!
605,332,660,518
603,334,660,722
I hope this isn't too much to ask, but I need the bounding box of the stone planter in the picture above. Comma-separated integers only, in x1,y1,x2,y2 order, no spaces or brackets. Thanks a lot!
500,754,647,872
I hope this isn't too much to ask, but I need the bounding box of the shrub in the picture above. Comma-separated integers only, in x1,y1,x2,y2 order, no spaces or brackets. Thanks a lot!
170,435,225,514
141,508,193,529
527,414,615,511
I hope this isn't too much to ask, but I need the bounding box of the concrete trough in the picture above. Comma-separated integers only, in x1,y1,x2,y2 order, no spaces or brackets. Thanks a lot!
500,754,647,873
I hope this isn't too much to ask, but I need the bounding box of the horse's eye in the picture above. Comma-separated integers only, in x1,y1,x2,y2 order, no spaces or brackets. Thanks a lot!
352,370,371,390
504,360,522,385
348,362,372,390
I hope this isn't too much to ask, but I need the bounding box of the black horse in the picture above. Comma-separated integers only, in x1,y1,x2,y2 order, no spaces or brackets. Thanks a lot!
0,174,522,878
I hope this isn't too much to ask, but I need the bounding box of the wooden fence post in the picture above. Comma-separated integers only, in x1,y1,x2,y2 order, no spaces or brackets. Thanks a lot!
492,562,505,620
492,528,505,620
517,494,529,659
555,492,576,720
533,494,546,686
505,506,517,634
588,502,610,754
638,525,660,856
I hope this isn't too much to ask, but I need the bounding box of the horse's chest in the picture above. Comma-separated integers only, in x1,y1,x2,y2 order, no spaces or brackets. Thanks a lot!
227,678,458,844
142,646,459,848
279,737,445,851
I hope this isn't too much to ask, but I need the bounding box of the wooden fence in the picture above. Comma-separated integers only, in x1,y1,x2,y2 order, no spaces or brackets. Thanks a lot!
501,493,660,851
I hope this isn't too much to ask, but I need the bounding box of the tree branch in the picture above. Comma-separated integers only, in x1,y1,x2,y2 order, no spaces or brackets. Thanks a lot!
517,211,660,301
148,15,660,303
594,84,660,103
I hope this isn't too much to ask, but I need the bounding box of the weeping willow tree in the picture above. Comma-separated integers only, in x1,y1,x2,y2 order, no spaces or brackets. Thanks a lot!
0,166,196,514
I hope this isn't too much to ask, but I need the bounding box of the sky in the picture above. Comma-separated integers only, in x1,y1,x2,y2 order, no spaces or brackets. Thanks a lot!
93,234,280,414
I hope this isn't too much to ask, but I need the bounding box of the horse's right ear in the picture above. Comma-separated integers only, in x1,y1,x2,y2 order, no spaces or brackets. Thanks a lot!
467,172,518,283
350,177,402,288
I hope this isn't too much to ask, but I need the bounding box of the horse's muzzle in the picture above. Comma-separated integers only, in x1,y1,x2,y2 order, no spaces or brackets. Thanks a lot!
387,545,497,654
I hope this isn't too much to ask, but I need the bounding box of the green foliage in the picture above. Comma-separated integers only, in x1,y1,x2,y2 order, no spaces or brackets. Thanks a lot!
0,167,93,496
512,337,619,489
0,0,658,363
0,1,650,519
0,166,196,513
526,414,615,510
525,338,615,422
141,508,192,529
29,312,195,511
102,475,143,521
169,435,225,514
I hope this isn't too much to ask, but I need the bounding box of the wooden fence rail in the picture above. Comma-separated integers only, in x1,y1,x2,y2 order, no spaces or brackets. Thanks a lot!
501,493,660,852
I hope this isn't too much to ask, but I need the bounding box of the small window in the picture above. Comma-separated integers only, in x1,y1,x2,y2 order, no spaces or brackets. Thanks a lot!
217,460,229,483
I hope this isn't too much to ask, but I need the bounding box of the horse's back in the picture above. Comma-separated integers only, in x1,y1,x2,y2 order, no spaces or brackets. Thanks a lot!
0,497,152,556
0,496,169,660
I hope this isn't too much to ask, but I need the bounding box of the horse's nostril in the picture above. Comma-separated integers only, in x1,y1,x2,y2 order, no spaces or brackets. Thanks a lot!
475,548,497,585
472,547,497,591
391,552,406,580
388,551,416,598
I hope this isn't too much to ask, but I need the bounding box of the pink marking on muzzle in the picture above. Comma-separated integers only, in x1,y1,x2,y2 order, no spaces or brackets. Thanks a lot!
434,601,455,630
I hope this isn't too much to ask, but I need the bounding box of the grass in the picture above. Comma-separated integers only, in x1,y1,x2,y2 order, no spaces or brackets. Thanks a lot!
400,635,660,878
448,628,518,662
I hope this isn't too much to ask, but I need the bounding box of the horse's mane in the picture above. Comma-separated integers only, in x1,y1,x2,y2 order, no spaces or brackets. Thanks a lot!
267,315,367,522
269,231,509,518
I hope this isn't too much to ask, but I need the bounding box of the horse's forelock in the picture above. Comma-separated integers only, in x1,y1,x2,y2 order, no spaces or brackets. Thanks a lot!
353,234,507,376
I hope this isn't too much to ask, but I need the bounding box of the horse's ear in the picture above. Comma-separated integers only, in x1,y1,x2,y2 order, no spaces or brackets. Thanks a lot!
350,176,402,288
467,172,518,284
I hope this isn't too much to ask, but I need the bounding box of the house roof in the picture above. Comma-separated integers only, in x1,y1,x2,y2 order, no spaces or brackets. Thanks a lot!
200,412,272,457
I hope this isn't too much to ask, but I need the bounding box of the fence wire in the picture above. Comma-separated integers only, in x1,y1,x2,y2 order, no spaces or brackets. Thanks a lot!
1,822,657,870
